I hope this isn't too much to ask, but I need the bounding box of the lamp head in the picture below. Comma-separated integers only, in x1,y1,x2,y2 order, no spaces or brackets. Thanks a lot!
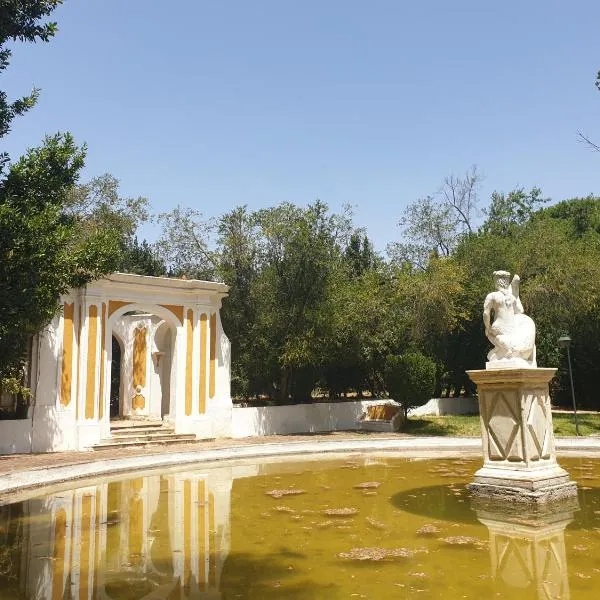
558,335,572,349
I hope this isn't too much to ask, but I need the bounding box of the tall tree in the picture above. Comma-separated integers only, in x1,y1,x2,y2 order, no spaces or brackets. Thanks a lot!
0,134,86,382
388,166,482,268
482,187,548,236
1,1,62,174
157,206,217,279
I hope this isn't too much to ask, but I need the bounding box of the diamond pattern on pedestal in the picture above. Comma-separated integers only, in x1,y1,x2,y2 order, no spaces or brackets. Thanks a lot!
495,536,534,588
487,392,522,461
527,393,550,460
540,538,568,600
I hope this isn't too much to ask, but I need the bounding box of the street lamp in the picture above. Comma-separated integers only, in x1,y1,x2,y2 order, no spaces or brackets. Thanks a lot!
557,335,580,436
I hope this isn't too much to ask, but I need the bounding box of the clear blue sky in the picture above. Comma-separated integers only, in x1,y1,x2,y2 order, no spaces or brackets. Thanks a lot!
3,0,599,250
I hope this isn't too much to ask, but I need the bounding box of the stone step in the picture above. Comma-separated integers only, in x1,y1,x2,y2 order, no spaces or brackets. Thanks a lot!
111,427,175,437
110,420,164,430
109,432,185,443
92,435,198,451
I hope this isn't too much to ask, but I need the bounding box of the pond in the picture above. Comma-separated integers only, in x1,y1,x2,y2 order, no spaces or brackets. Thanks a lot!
0,456,599,599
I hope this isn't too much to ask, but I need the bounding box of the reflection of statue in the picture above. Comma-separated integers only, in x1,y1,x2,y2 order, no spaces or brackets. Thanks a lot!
483,271,536,368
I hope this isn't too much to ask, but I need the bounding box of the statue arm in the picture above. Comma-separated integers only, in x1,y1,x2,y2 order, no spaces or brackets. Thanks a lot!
511,274,524,314
483,293,494,333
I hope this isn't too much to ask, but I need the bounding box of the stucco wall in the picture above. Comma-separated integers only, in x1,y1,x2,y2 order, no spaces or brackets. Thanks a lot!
232,397,479,437
231,400,385,437
0,419,33,454
409,396,479,416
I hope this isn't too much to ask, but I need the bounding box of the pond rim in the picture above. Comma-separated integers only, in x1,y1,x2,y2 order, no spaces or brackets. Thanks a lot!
0,435,599,504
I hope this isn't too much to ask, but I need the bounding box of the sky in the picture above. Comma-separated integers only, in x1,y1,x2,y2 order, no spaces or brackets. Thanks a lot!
3,0,600,250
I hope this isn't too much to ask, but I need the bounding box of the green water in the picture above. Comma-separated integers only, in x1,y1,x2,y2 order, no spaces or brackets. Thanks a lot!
0,456,599,599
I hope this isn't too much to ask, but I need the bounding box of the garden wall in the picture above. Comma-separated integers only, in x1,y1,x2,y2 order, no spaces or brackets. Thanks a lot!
0,419,33,454
409,396,479,417
231,397,478,437
232,400,381,437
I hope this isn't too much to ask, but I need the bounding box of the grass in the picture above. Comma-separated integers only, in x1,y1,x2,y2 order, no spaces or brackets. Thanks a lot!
405,412,600,437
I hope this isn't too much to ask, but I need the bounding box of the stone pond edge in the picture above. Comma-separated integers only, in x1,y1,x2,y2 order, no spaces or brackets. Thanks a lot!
1,436,599,501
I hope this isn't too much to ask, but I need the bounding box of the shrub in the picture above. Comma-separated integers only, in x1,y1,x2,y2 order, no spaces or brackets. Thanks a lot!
385,352,436,416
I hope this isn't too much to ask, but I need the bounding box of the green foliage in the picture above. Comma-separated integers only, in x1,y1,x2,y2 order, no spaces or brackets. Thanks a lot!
150,173,600,410
384,352,436,414
0,1,62,172
0,134,85,377
482,187,548,236
157,206,217,279
116,236,166,276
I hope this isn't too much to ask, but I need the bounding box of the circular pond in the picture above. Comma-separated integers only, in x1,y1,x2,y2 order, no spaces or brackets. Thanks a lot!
1,456,599,599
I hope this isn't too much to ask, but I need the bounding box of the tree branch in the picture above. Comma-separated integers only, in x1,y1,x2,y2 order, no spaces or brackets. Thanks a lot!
578,131,600,152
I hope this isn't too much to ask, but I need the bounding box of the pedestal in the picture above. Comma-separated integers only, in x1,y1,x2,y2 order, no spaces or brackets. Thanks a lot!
466,368,577,502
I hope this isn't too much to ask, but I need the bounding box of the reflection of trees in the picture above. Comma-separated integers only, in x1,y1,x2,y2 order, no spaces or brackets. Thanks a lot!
220,553,337,600
0,503,25,597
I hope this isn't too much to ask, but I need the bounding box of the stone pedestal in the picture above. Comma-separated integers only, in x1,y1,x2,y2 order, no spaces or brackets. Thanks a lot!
466,368,577,502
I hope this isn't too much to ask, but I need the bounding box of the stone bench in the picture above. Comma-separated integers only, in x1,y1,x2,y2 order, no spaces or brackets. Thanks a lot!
357,402,405,432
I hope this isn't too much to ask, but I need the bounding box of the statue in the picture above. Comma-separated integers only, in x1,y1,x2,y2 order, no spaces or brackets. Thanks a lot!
483,270,536,368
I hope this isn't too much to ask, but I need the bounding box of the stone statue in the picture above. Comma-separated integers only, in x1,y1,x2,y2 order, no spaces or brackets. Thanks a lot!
483,270,536,368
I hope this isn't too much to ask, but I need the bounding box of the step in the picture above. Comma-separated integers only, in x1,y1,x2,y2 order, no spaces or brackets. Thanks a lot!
111,427,175,437
92,436,198,451
110,420,164,430
108,432,191,443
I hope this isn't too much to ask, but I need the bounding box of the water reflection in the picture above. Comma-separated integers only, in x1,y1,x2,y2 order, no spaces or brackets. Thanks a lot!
472,497,579,600
0,470,233,599
1,458,598,599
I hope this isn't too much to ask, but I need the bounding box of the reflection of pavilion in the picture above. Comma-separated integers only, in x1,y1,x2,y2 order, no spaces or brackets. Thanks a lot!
473,497,579,600
3,469,233,600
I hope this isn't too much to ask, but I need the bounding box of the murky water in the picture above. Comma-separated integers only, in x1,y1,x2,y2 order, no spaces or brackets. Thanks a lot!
0,456,599,599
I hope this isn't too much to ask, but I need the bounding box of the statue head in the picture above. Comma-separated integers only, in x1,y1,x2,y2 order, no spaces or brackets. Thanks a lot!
493,270,511,290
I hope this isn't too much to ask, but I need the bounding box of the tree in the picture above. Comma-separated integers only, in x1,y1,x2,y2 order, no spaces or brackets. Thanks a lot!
577,69,600,152
116,236,166,276
482,187,548,236
216,206,261,398
0,134,86,383
157,206,217,279
251,201,352,402
389,166,482,268
0,4,142,401
0,1,62,174
65,174,161,276
385,352,436,417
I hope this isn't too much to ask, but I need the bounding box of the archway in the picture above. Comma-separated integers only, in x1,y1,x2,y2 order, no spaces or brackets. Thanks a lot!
106,304,180,423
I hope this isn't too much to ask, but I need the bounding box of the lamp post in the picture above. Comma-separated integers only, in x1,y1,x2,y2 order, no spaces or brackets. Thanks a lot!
557,335,580,436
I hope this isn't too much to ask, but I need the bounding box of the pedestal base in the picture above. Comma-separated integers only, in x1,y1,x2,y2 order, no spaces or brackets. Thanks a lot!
466,368,578,504
468,480,578,503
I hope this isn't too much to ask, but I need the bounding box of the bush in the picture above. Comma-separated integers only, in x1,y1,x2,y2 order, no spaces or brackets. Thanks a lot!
385,352,436,415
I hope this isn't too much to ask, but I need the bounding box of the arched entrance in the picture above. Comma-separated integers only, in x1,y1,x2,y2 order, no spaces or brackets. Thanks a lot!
106,305,179,423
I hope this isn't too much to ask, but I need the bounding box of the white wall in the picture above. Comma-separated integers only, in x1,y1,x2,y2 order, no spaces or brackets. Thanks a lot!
232,397,479,437
0,419,33,453
232,400,384,437
409,396,479,416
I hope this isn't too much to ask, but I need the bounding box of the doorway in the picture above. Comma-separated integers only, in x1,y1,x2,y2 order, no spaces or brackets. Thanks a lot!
110,335,123,418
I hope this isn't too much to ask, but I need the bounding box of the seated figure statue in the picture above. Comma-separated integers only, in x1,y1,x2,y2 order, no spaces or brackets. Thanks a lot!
483,270,537,369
